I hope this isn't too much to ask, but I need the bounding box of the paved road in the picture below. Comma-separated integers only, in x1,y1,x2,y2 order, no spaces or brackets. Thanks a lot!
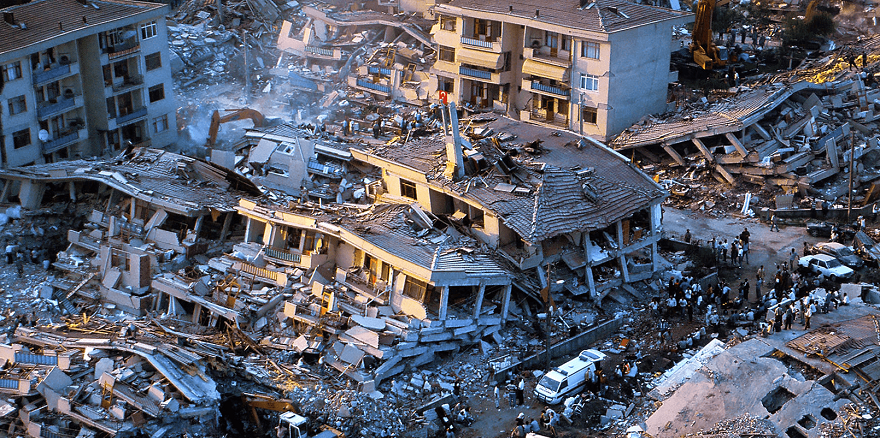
662,207,824,284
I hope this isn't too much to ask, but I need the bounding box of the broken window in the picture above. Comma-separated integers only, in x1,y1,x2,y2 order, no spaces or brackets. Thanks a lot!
581,41,600,59
149,84,165,103
438,77,454,93
140,20,158,40
440,16,456,31
145,52,161,71
400,179,417,200
8,95,26,115
1,61,21,81
12,129,30,149
286,228,302,250
582,106,598,124
402,276,428,300
579,73,599,92
439,46,455,63
113,60,129,80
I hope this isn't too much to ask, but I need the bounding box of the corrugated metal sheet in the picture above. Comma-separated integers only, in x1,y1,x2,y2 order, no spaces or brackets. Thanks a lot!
457,48,504,70
522,59,569,82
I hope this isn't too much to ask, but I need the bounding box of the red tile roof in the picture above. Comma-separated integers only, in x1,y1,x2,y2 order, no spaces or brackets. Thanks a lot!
0,0,165,57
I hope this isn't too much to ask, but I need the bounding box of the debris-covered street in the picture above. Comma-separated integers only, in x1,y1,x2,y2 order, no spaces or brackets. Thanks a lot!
2,0,880,437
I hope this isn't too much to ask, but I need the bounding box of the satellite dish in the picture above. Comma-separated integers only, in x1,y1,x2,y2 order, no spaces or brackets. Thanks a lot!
38,129,50,142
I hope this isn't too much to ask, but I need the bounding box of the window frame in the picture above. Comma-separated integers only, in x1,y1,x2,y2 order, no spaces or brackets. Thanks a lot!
581,41,600,60
545,31,558,49
400,179,417,200
145,52,162,71
579,73,599,92
2,61,22,81
12,128,31,149
153,114,169,133
440,15,456,32
582,106,598,124
140,21,158,40
148,84,165,103
8,95,27,115
561,35,571,52
438,45,455,63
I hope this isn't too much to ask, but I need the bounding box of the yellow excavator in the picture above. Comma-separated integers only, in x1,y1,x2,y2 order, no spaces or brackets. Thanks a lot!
206,108,265,147
690,0,726,70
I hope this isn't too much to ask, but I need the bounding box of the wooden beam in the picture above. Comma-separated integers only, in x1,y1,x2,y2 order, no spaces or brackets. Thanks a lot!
714,163,736,185
691,138,715,162
725,132,749,157
662,144,686,166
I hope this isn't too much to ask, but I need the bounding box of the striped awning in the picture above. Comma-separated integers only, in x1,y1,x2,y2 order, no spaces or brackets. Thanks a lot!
457,48,504,70
522,58,569,82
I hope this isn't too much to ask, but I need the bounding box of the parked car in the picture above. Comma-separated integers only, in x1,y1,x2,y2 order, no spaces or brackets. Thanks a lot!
798,254,854,281
809,242,864,269
806,221,856,241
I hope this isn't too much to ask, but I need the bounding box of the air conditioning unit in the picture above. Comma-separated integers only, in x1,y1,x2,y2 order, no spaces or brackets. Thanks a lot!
59,55,70,65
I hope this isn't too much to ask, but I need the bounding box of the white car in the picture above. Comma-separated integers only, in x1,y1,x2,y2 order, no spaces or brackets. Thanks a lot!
798,254,854,281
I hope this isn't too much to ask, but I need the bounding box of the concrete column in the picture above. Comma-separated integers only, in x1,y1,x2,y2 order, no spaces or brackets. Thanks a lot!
18,180,45,210
439,286,449,320
617,221,630,283
585,267,596,299
500,284,512,322
129,197,137,221
244,217,254,243
652,240,659,271
192,303,202,325
68,182,76,201
192,216,205,240
219,212,234,241
473,283,486,318
263,223,275,246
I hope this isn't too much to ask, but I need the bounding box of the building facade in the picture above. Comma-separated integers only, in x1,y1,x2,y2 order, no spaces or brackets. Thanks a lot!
431,0,692,141
0,0,177,168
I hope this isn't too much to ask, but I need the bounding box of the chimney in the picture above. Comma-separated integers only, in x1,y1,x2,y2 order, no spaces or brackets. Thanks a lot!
535,9,539,18
59,21,63,31
82,16,87,23
509,5,512,12
443,102,465,180
3,12,14,26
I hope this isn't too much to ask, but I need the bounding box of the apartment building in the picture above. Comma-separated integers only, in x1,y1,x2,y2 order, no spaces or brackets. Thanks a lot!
0,0,177,168
431,0,692,141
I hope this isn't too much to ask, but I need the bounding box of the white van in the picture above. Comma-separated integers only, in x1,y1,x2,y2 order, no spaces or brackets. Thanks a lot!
534,349,607,405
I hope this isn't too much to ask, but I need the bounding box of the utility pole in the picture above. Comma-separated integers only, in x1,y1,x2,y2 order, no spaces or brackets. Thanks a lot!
848,132,856,222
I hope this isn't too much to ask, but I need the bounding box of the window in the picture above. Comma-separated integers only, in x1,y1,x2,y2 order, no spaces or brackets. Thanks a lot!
148,84,165,102
402,276,428,300
1,61,21,81
399,179,417,199
580,73,599,91
8,95,26,115
12,129,30,149
440,15,456,31
153,114,169,133
561,35,571,52
545,31,558,49
582,106,598,124
439,46,455,63
581,41,600,59
145,52,162,71
140,21,158,40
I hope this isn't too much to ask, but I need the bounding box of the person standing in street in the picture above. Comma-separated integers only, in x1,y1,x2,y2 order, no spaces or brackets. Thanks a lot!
516,378,525,406
770,214,780,231
804,305,812,330
494,385,501,409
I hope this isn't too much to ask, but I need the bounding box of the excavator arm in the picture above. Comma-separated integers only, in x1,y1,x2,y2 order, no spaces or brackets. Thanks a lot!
689,0,726,70
206,108,266,146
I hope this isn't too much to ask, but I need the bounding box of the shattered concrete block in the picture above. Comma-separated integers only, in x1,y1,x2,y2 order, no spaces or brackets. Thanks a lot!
160,398,180,413
410,351,435,368
420,331,453,343
361,380,376,393
442,319,472,328
94,358,114,380
419,327,445,337
478,316,502,326
398,346,428,358
432,342,459,352
452,325,477,337
109,404,126,420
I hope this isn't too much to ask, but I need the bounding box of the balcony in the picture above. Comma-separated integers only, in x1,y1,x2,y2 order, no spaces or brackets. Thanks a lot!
524,79,570,99
106,43,140,60
264,247,302,265
523,47,572,67
33,62,75,85
354,77,391,95
41,130,82,155
37,96,79,119
461,35,503,52
116,107,147,125
459,66,491,80
522,108,569,129
367,66,394,76
111,75,143,93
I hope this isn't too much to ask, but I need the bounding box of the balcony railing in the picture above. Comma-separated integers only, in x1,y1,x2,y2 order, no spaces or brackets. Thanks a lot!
264,247,302,264
41,131,80,154
368,66,394,76
107,43,140,59
116,107,147,124
305,45,333,56
459,66,491,80
532,81,569,98
111,75,143,92
37,97,76,119
461,36,493,48
356,78,390,94
33,63,71,85
531,108,569,127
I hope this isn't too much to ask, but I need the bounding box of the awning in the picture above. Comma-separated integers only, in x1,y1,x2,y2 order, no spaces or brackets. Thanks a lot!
457,48,504,70
522,58,570,82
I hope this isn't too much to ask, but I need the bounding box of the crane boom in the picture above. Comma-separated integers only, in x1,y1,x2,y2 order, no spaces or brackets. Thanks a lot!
690,0,726,70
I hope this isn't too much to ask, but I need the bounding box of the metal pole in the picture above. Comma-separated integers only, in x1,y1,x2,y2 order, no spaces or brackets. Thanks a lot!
579,93,584,135
243,30,249,104
848,132,856,222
